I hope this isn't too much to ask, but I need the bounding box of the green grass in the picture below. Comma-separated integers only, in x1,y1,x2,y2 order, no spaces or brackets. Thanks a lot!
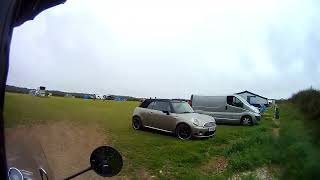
6,93,318,179
273,103,320,179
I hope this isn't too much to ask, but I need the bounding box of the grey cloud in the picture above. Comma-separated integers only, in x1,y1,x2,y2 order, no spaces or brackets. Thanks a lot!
7,0,320,99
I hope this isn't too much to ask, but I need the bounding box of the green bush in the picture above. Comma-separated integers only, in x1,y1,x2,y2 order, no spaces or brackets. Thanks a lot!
290,88,320,121
289,88,320,139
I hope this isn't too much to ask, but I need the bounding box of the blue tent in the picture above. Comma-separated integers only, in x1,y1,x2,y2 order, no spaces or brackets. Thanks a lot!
83,95,91,99
114,97,127,101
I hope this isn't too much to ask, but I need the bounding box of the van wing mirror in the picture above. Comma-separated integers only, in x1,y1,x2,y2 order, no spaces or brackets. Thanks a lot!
162,110,170,115
234,102,243,108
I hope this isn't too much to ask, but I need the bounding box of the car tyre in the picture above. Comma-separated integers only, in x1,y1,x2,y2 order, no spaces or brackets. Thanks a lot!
175,123,192,140
241,116,253,126
132,116,143,130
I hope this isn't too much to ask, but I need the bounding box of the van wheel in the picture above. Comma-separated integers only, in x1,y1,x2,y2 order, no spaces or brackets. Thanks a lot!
176,124,192,140
132,117,143,130
241,116,253,126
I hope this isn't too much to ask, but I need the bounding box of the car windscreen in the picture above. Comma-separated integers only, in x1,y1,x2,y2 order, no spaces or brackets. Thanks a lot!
172,102,194,113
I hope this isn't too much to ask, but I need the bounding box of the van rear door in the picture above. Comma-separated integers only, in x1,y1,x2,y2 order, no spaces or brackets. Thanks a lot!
191,95,225,122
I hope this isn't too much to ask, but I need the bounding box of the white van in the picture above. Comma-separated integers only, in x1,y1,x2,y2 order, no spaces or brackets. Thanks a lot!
95,94,104,99
190,94,261,125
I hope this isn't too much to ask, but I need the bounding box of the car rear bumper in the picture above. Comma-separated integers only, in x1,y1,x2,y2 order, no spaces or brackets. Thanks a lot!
192,126,216,138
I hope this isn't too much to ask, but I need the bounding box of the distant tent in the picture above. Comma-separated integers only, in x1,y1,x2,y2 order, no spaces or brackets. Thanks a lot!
83,95,91,99
114,97,127,101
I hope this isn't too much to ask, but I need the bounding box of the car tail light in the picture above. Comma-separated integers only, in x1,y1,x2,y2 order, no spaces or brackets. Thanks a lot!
188,100,192,107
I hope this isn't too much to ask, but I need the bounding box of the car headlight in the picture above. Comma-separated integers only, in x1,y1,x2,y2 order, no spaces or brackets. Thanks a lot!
192,119,199,126
211,117,216,123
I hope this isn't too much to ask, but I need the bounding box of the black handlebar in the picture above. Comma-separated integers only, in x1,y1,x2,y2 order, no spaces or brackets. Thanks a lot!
64,167,92,180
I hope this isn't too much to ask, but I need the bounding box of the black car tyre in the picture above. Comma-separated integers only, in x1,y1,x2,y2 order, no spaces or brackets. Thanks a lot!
175,123,192,140
241,116,253,126
132,117,143,130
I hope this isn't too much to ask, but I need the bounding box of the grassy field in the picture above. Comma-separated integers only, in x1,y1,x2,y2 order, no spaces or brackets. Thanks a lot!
6,92,317,179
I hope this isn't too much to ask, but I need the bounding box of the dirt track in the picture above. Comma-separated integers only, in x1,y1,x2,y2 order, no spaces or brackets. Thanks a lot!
5,121,122,180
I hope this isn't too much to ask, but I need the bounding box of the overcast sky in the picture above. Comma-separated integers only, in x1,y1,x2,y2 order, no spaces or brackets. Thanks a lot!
7,0,320,99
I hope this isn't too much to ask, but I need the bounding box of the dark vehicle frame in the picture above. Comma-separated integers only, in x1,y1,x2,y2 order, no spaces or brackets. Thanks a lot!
0,0,66,179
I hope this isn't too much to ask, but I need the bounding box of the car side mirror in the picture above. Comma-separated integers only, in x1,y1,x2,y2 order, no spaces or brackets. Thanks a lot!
90,146,123,177
64,146,123,179
162,110,170,115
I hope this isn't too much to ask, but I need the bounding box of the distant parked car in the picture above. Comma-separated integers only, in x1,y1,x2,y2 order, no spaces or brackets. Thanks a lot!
132,99,216,140
190,94,261,126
